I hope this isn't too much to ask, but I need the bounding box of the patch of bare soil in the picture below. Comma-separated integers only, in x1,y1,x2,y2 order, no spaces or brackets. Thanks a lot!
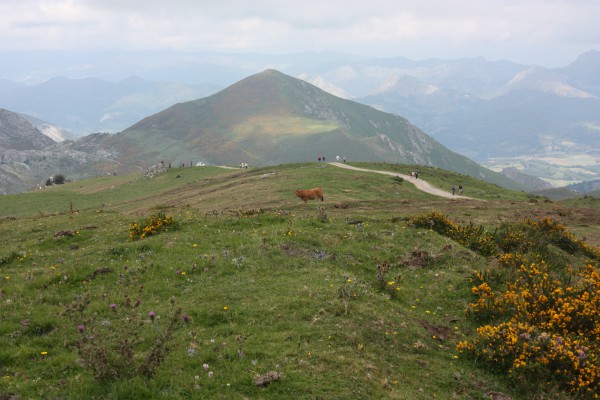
418,320,453,341
54,229,75,237
281,242,313,258
400,249,440,268
485,391,512,400
254,371,282,387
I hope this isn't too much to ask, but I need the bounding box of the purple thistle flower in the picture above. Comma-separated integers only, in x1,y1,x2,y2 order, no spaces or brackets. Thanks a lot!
183,313,189,323
149,311,155,321
77,324,85,333
555,336,563,346
110,303,117,311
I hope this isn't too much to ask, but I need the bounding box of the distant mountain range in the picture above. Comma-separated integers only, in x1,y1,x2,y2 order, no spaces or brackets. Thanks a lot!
0,76,219,136
1,49,599,189
298,51,600,187
0,70,522,194
532,179,600,201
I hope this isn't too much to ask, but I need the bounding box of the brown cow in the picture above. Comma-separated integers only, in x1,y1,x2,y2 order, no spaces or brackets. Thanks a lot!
294,187,324,203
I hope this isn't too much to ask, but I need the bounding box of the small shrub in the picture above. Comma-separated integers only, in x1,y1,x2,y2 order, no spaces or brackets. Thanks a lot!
375,260,401,298
522,216,599,260
63,292,186,381
458,261,600,397
375,260,391,285
406,212,497,256
53,174,66,185
317,206,328,222
337,275,370,303
129,212,175,240
0,250,19,266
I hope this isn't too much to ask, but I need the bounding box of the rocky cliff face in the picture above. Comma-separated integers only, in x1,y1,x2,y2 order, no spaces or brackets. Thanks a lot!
0,109,55,193
0,108,55,152
0,109,118,194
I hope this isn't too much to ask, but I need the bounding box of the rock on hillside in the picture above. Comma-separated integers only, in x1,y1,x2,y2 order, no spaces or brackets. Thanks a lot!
19,113,69,142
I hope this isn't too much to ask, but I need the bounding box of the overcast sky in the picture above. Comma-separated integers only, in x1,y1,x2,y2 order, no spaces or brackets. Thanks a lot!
1,0,599,68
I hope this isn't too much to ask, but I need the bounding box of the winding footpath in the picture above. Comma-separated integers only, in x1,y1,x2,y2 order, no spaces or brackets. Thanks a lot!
328,162,479,200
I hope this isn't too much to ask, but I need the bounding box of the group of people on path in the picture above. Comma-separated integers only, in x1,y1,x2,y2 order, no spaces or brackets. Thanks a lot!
451,185,463,196
317,155,347,162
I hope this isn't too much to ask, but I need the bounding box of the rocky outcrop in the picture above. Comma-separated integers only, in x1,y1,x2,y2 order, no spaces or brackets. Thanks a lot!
0,109,123,194
144,161,168,178
0,109,55,151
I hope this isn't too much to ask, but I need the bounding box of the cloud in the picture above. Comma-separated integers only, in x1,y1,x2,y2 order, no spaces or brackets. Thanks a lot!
0,0,599,65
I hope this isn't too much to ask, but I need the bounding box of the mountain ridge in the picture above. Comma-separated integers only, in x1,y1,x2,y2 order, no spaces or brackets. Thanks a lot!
1,51,598,176
0,69,525,193
116,69,519,190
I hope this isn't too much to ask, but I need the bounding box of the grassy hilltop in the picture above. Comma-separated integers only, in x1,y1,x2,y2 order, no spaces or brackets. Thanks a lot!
0,162,599,399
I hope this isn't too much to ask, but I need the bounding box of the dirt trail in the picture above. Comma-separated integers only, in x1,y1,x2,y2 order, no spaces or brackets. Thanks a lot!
329,162,479,200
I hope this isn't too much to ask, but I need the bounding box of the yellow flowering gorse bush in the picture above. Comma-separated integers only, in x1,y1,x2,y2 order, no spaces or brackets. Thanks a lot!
129,212,175,240
408,212,600,398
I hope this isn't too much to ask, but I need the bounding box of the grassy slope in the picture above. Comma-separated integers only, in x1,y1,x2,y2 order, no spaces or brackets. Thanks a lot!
0,162,598,399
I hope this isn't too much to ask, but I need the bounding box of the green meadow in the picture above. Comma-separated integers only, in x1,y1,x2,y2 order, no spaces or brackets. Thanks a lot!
0,162,598,399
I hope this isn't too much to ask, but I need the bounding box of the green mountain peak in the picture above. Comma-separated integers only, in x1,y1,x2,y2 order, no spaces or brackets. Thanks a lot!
95,70,522,189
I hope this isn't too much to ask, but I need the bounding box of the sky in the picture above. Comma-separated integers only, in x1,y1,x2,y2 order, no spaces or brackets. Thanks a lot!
1,0,599,76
